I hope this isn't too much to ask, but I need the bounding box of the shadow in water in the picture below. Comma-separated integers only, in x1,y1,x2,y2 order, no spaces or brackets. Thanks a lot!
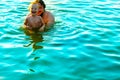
22,29,45,73
21,27,52,73
23,29,44,51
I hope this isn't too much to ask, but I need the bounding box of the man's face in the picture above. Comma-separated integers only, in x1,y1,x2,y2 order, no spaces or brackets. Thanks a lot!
37,3,44,15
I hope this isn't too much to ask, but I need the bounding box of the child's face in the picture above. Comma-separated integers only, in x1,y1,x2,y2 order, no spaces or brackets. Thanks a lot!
30,4,39,15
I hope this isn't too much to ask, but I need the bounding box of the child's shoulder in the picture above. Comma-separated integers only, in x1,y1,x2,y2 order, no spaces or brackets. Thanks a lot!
37,15,41,18
26,13,31,17
37,16,42,19
26,14,32,19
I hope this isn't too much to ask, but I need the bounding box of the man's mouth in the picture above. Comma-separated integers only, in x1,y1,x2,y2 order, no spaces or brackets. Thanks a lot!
37,11,42,15
38,11,41,12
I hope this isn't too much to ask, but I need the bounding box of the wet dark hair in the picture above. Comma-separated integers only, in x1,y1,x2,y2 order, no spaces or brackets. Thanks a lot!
39,0,46,8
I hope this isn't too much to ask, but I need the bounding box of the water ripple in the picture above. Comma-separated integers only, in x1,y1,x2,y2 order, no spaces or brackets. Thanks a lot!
0,0,120,80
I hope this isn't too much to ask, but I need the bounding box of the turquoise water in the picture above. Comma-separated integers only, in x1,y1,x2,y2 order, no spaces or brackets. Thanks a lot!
0,0,120,80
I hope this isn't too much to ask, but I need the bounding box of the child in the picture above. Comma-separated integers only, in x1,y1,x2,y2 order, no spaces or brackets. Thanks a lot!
24,2,45,32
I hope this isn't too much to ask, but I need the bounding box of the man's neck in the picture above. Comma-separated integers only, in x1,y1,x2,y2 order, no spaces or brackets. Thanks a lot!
40,10,45,17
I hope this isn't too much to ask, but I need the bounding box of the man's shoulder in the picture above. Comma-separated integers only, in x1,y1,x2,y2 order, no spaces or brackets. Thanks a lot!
45,11,54,18
46,11,52,15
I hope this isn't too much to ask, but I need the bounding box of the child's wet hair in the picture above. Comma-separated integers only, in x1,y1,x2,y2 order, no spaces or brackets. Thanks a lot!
28,1,39,11
33,0,46,8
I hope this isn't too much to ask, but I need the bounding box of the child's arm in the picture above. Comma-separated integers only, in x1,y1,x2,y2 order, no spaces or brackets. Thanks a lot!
24,18,28,26
39,17,45,32
24,17,32,30
39,24,45,32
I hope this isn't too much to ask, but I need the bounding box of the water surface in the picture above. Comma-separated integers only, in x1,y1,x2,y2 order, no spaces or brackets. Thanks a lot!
0,0,120,80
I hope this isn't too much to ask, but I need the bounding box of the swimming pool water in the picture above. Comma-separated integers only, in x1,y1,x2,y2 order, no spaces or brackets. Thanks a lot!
0,0,120,80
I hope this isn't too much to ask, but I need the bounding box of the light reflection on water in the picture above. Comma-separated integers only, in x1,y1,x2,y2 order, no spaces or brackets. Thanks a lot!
0,0,120,80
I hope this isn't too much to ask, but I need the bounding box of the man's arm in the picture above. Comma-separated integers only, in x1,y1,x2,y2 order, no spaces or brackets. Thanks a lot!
46,12,55,29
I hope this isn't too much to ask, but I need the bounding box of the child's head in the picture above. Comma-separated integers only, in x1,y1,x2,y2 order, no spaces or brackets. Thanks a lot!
33,0,46,8
29,2,39,15
31,0,46,16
